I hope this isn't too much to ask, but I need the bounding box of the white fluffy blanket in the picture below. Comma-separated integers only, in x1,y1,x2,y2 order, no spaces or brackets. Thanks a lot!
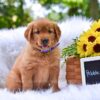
1,17,99,100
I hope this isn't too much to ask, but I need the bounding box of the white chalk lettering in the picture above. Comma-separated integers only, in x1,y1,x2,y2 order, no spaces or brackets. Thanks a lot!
86,70,100,78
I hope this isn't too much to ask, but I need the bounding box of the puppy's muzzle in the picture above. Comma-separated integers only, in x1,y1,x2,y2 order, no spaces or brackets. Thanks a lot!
41,39,49,46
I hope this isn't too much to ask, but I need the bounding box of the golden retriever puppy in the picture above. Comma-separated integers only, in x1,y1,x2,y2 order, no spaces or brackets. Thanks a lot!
6,18,61,92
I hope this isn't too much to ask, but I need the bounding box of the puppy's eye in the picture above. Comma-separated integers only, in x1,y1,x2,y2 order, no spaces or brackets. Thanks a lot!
33,30,40,34
48,29,53,33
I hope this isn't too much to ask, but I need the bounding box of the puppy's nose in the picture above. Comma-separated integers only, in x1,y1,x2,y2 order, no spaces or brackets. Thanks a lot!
42,39,49,46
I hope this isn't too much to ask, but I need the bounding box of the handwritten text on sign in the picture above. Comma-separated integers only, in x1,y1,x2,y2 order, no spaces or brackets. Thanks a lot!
86,70,100,77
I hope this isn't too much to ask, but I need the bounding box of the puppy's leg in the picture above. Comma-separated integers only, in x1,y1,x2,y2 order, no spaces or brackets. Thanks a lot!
50,67,60,92
6,71,22,92
21,71,33,91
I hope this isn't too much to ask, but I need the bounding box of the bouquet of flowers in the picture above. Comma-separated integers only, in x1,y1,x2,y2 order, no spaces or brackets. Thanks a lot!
62,20,100,58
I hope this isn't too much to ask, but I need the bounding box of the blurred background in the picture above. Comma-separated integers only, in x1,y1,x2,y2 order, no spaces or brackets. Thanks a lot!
0,0,100,29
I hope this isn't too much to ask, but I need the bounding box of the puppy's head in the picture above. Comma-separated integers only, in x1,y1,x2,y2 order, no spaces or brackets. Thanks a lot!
24,19,61,50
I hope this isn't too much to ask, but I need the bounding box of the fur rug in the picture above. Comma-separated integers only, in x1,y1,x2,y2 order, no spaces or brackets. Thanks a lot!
1,17,99,100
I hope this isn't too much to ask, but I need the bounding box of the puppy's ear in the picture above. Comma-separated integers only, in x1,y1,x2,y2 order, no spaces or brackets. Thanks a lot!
53,23,61,42
24,24,33,42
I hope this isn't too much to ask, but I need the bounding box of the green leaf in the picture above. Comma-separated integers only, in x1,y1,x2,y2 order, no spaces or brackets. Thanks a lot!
62,38,79,58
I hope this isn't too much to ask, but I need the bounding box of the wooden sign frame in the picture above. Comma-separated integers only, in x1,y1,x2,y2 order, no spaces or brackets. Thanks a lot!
80,56,100,85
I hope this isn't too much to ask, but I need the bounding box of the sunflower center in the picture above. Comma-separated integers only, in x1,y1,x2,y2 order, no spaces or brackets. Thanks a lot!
96,28,100,32
88,36,96,42
83,44,87,51
93,43,100,53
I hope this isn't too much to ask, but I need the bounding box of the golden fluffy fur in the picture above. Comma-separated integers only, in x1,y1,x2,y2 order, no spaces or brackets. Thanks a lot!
6,19,61,92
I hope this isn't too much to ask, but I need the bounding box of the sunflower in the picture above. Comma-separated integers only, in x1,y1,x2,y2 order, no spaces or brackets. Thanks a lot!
77,40,93,57
90,19,100,32
62,19,100,58
92,37,100,56
79,29,100,43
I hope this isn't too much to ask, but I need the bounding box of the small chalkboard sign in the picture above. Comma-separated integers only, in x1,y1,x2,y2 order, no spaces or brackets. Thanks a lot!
81,56,100,85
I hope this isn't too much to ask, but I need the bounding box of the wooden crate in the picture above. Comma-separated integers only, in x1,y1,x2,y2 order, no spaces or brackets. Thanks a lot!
66,56,82,84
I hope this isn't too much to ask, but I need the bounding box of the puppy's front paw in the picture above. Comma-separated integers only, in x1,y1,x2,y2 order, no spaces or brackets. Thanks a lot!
52,87,60,92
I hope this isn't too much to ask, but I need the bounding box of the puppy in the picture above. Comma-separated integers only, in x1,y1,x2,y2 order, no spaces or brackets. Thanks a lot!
6,18,61,92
